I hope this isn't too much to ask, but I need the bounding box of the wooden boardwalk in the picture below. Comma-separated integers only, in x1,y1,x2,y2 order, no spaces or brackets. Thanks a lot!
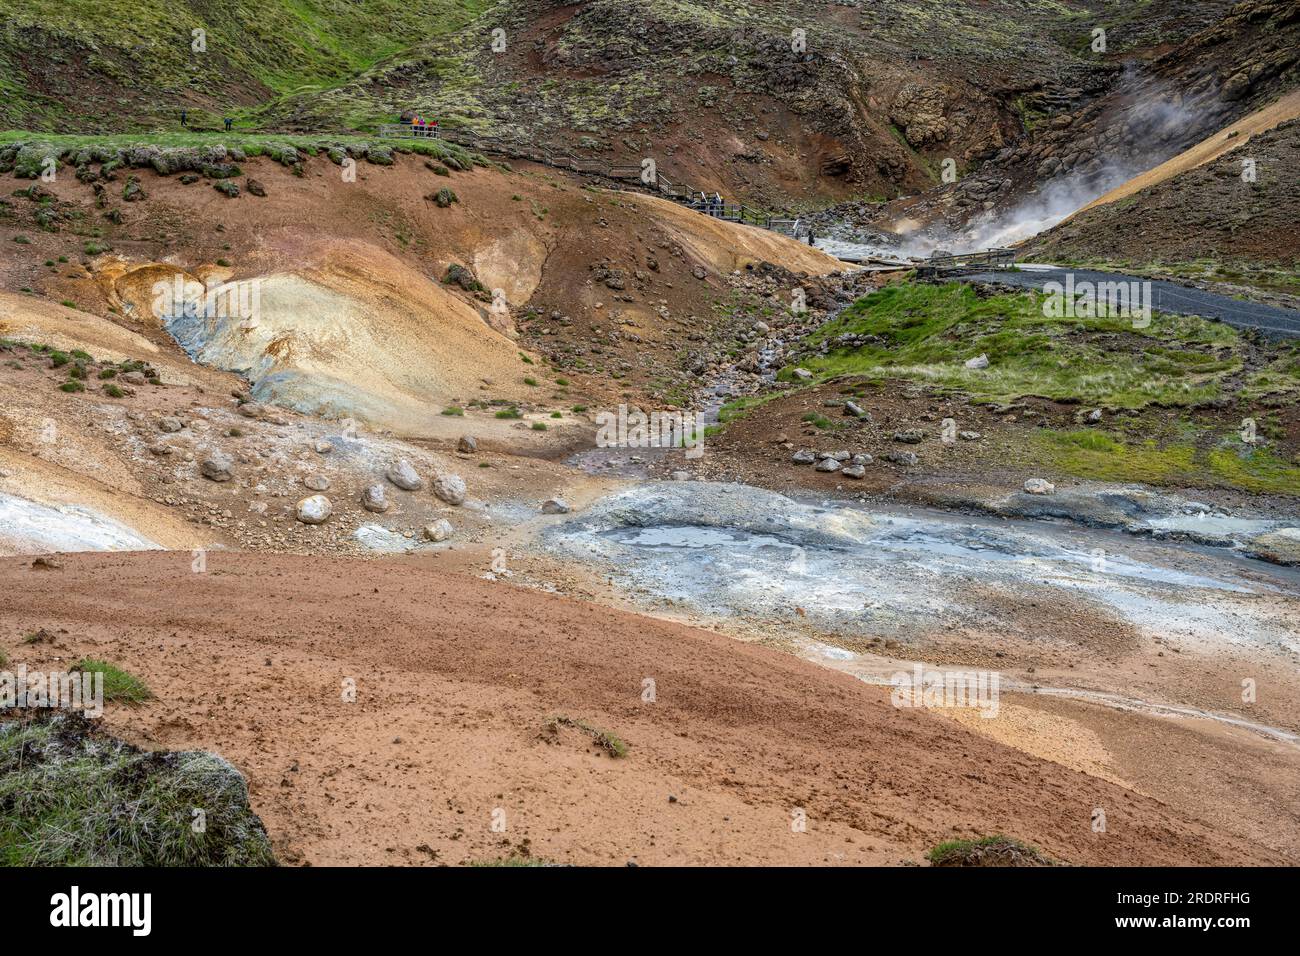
388,123,1013,269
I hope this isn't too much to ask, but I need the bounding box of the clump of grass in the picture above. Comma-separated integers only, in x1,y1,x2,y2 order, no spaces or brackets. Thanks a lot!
59,380,85,393
550,411,562,418
554,377,569,386
72,659,152,704
495,407,522,419
0,711,276,866
440,405,464,416
801,412,832,429
926,835,1056,867
531,421,547,431
48,350,70,368
103,383,125,398
523,376,538,386
469,855,556,867
547,716,628,758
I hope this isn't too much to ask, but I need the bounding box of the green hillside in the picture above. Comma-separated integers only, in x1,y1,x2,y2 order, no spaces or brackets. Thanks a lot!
0,0,494,129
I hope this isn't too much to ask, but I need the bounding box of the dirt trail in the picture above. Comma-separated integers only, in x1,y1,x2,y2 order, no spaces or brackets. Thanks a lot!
1,550,1284,866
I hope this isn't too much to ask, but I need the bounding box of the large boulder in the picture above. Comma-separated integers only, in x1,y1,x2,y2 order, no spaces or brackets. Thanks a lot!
422,519,453,542
296,495,332,524
385,459,423,491
360,484,389,513
200,451,234,482
432,474,467,505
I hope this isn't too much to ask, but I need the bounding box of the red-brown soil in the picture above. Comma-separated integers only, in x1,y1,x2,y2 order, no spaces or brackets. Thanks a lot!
1,550,1287,866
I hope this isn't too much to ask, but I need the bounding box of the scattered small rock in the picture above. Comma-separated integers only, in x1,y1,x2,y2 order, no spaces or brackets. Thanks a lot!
1024,478,1055,495
541,498,571,514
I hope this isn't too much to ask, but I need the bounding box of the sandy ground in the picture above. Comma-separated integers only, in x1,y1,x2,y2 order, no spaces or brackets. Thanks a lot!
3,549,1288,867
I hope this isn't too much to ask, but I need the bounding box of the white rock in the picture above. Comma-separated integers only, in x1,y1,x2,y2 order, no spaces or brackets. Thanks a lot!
360,484,389,513
303,474,330,491
1024,478,1055,495
432,473,467,505
386,458,423,491
422,519,453,542
964,354,989,369
296,494,332,524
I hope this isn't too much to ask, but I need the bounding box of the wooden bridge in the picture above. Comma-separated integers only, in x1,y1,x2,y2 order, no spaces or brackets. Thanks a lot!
913,248,1017,277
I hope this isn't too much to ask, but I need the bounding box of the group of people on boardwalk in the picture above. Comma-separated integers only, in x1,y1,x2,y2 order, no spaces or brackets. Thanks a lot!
399,111,440,137
689,191,727,217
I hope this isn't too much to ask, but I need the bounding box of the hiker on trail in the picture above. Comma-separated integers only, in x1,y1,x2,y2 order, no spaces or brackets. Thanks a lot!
180,110,187,128
224,117,233,132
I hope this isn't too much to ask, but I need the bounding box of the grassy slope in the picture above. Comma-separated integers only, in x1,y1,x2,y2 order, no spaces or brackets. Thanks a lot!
772,281,1300,494
785,281,1246,408
0,0,493,128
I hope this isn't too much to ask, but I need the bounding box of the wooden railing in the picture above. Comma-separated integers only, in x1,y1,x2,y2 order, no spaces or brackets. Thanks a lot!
433,127,820,243
378,123,442,139
915,249,1017,275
